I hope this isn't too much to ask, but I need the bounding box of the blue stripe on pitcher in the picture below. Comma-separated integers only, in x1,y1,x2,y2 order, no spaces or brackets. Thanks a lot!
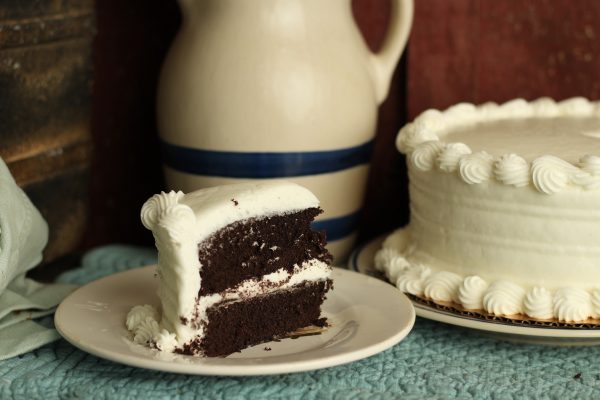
160,140,373,178
312,211,361,242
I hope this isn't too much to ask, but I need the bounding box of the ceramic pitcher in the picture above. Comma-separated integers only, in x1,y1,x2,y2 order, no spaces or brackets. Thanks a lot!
157,0,413,261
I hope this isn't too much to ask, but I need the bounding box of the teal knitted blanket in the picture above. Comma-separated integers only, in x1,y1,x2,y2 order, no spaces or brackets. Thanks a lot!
1,245,600,399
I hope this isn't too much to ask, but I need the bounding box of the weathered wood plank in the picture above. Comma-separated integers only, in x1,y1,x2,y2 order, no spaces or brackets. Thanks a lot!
0,1,94,264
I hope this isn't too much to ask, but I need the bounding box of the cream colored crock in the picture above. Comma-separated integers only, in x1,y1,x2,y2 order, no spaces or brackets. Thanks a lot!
157,0,413,261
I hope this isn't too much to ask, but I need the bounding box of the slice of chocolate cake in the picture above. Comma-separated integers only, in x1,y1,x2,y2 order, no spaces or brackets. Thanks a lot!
126,181,333,357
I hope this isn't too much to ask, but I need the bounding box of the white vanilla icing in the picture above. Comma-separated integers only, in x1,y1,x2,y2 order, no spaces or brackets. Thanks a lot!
396,97,600,193
553,288,594,323
128,181,329,353
591,289,600,318
531,155,578,195
374,247,400,272
436,143,471,173
410,141,445,171
396,264,430,296
378,97,600,323
375,247,410,283
482,281,525,316
423,271,462,303
132,317,160,346
458,151,494,184
397,122,440,153
386,257,411,283
523,287,554,320
494,154,529,187
457,276,488,311
126,304,159,331
153,329,178,351
580,155,600,175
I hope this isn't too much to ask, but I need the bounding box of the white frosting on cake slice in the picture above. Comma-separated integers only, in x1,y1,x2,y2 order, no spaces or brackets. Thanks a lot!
128,181,329,352
379,97,600,323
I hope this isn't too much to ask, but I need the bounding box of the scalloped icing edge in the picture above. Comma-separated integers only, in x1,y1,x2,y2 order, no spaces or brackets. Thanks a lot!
375,228,600,324
396,97,600,194
138,190,200,351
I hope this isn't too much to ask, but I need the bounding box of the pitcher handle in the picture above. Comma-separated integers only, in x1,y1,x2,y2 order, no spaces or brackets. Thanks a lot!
369,0,414,105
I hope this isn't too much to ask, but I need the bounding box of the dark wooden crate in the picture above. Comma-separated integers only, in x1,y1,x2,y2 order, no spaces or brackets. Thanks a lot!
0,0,95,263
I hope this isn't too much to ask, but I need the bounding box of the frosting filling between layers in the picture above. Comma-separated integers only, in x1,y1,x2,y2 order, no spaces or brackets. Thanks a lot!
198,207,330,296
193,280,331,357
193,259,331,332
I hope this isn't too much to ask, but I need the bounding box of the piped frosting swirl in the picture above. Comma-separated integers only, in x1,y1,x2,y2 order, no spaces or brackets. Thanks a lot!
523,287,554,320
530,97,560,117
591,289,600,318
531,155,578,195
437,143,472,173
576,156,600,190
423,271,462,303
411,141,445,171
396,264,431,296
553,288,594,323
457,276,488,310
397,97,600,194
580,155,600,175
459,151,495,184
375,228,600,323
482,281,525,316
494,154,530,187
397,122,440,153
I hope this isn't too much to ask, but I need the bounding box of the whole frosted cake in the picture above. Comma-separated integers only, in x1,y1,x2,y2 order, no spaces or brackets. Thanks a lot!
376,97,600,323
127,181,332,356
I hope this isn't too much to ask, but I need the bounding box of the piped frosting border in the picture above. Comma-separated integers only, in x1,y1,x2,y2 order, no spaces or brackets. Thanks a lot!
375,228,600,323
396,97,600,194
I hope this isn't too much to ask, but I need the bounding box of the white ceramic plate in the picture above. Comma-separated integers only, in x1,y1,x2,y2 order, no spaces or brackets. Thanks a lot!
55,265,415,375
349,234,600,346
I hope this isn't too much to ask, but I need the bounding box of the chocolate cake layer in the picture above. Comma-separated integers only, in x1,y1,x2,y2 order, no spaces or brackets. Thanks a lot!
180,280,332,357
198,208,332,296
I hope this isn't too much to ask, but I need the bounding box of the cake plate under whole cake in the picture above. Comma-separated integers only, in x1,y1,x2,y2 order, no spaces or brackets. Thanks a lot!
349,231,600,346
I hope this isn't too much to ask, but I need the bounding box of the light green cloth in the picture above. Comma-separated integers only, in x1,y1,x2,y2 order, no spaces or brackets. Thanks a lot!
0,158,76,361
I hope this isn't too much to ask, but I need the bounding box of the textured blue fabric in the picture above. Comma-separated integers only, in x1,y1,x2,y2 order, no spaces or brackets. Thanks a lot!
2,245,600,399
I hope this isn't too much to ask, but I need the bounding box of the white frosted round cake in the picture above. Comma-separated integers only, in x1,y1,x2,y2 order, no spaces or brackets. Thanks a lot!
375,97,600,323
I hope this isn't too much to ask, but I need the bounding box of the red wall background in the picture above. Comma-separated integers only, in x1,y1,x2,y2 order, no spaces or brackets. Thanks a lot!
408,0,600,118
